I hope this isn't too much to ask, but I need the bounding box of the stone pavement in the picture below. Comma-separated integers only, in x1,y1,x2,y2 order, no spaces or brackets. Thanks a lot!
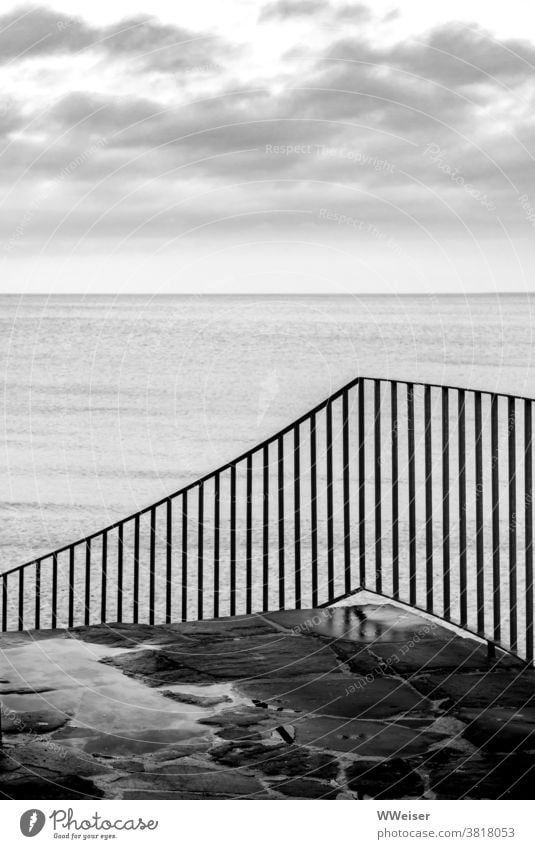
1,603,534,799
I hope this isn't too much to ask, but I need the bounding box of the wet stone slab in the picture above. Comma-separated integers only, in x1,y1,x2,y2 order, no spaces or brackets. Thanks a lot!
413,669,535,711
239,674,432,719
424,747,535,800
291,715,447,758
100,634,343,684
346,758,425,799
1,603,535,799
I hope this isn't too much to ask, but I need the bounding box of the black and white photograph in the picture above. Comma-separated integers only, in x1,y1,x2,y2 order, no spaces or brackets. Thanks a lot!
1,0,535,836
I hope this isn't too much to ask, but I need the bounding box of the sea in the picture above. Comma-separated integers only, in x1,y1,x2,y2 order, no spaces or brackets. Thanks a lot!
1,293,535,644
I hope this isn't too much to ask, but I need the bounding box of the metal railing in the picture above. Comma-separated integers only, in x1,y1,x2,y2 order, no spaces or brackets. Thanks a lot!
1,375,534,664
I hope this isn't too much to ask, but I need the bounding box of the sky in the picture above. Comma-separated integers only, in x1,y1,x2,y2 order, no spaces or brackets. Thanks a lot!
1,0,534,293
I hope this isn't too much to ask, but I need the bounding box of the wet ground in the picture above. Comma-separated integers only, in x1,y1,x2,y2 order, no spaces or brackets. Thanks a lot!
1,603,534,799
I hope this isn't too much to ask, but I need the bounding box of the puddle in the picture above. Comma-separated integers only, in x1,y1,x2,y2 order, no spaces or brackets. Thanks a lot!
0,637,222,751
332,593,486,644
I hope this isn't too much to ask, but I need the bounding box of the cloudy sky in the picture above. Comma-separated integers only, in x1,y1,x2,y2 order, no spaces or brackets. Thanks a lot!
1,0,535,293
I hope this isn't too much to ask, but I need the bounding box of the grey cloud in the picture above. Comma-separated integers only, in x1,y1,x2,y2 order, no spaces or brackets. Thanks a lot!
0,100,27,138
422,23,535,84
259,1,327,22
259,0,372,24
332,4,374,23
285,67,470,132
0,5,227,71
46,91,161,137
327,23,535,87
40,89,275,152
99,15,229,72
0,6,95,60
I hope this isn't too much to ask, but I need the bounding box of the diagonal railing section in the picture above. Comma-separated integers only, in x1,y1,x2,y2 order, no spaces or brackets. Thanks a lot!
1,375,534,664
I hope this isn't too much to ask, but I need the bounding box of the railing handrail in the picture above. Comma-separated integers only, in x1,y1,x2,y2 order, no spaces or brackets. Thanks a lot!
2,372,535,579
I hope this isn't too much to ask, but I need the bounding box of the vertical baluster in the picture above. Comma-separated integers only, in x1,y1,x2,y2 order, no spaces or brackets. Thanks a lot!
278,435,285,609
246,456,253,614
101,531,108,624
458,390,467,628
84,540,91,626
68,546,75,628
326,401,334,600
491,395,500,643
374,381,382,595
133,515,140,624
165,500,172,624
358,378,366,587
18,568,24,631
149,507,156,625
262,448,269,612
35,559,41,630
293,426,302,609
407,383,416,605
342,390,351,595
51,552,58,630
230,465,236,616
525,400,533,663
508,398,517,653
424,385,433,612
214,473,220,618
310,414,318,607
2,573,7,632
197,484,204,621
475,391,484,634
181,492,188,622
442,387,450,619
117,523,124,624
391,382,399,600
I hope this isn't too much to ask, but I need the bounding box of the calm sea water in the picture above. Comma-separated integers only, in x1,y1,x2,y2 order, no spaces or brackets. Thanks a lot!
1,293,535,577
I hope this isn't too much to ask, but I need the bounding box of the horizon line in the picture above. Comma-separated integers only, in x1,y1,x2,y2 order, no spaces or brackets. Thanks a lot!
2,290,535,297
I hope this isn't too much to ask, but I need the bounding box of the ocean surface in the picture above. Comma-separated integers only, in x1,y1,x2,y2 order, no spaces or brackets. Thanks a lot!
2,292,535,575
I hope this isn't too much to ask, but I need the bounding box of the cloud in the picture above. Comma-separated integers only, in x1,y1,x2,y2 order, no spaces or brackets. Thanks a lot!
0,6,95,60
259,0,327,22
259,0,372,23
326,23,535,87
100,15,228,72
0,5,227,71
420,23,535,85
0,99,26,138
331,3,374,23
2,11,535,253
